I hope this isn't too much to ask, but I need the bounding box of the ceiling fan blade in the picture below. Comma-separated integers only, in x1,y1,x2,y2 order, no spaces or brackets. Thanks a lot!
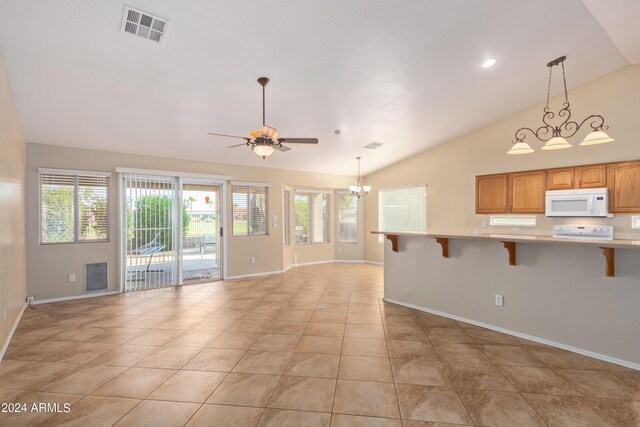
227,143,247,148
209,132,249,140
274,144,292,152
277,138,318,144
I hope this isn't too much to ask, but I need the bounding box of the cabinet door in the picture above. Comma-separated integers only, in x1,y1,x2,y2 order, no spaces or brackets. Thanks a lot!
547,168,575,190
508,170,546,213
476,174,508,214
575,164,606,188
608,161,640,213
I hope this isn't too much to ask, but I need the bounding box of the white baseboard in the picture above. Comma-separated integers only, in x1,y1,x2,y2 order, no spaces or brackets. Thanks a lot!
226,259,378,280
365,261,384,266
384,297,640,371
0,303,27,362
33,291,120,305
225,269,288,280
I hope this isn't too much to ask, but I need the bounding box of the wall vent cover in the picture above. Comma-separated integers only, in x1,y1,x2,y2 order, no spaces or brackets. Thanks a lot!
363,141,384,150
86,262,108,292
121,6,168,43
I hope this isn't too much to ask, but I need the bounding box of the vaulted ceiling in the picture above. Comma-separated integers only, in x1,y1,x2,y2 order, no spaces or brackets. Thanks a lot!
0,0,638,175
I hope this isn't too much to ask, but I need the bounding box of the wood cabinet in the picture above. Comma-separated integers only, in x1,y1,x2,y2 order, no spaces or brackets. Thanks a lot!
547,168,575,190
608,161,640,213
547,164,606,190
476,174,507,214
508,170,546,213
476,171,545,214
575,164,606,188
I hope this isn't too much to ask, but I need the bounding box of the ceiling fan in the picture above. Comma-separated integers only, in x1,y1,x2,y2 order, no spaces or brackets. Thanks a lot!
208,77,319,159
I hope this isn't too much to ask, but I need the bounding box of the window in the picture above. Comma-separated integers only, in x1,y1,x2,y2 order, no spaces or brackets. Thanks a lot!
231,184,268,236
378,186,426,242
489,215,537,226
40,171,109,243
284,189,291,246
337,191,358,243
295,191,329,244
633,216,640,229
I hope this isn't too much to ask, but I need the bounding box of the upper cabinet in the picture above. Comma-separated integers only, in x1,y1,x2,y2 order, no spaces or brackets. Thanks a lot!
476,171,545,214
576,164,606,189
608,161,640,213
508,170,546,213
547,164,606,190
476,174,507,214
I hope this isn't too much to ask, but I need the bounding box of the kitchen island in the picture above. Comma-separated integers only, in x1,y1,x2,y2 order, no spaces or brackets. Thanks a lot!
373,230,640,368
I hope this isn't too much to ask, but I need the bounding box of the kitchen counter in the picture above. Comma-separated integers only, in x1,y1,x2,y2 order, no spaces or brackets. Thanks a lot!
371,230,640,250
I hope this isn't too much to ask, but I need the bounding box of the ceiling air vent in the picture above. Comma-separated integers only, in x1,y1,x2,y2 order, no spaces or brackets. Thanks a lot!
122,6,168,43
363,141,385,150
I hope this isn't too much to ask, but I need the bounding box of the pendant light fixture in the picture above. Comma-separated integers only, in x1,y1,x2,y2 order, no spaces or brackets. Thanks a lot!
349,157,371,198
508,56,613,155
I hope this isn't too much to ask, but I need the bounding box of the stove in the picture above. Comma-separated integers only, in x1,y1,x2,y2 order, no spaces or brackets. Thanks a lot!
552,225,614,240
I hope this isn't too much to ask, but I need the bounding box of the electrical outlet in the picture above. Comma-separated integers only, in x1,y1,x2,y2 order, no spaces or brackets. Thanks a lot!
69,273,76,282
250,257,256,264
2,307,6,321
26,296,35,304
495,294,504,306
511,227,520,232
481,221,487,228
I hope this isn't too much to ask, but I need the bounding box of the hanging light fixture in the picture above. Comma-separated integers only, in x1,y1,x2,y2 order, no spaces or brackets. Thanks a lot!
508,56,613,155
349,156,371,198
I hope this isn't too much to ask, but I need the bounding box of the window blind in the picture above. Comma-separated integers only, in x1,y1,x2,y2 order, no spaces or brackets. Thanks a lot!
378,186,426,241
232,184,268,236
337,191,358,243
284,189,291,246
41,172,109,243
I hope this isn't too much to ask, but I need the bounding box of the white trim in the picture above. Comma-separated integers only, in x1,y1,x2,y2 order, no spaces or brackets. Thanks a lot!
38,167,112,177
32,291,120,305
114,167,231,181
384,297,640,371
0,303,27,362
365,260,384,266
230,180,269,187
225,269,288,279
225,259,374,279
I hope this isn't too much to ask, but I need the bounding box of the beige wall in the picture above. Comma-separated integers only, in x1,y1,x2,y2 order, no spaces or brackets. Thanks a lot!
364,64,640,263
0,54,27,356
25,144,365,300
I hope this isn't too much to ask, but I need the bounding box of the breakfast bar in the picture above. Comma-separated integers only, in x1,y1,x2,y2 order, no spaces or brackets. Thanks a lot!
373,230,640,368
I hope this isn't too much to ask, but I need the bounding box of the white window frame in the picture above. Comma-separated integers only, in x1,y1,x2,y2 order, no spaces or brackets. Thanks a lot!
337,190,359,244
284,188,291,246
231,182,269,237
489,215,537,227
378,185,427,243
39,168,110,245
295,189,330,245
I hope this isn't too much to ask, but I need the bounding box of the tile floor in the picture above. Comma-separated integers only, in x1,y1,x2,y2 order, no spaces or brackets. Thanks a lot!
1,263,639,426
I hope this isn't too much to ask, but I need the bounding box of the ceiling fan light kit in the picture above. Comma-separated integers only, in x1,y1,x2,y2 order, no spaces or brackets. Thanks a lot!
508,56,613,155
209,77,318,159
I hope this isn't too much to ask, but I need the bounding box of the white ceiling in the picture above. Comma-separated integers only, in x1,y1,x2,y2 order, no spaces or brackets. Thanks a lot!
0,0,636,175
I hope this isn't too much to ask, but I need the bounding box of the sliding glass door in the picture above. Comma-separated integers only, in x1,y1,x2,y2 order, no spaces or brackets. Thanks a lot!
181,183,222,283
121,173,224,291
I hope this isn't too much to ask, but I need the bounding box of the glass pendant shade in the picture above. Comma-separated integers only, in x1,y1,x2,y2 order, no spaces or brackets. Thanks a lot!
507,141,535,155
349,185,360,192
579,130,614,146
253,144,275,158
541,136,572,150
363,185,372,193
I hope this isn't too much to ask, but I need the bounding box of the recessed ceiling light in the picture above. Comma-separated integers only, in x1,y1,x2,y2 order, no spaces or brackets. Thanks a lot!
481,58,497,69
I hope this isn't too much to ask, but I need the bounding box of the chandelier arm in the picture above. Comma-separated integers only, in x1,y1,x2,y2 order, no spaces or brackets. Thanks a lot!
575,114,608,132
540,107,556,129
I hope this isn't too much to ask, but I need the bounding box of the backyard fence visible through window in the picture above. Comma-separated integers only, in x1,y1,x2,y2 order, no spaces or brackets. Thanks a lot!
295,191,329,244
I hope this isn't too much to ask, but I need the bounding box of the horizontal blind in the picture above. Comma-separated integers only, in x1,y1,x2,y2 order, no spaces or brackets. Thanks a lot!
337,192,358,243
294,193,310,244
284,190,291,246
41,173,75,243
78,175,109,240
231,184,268,236
378,186,427,236
312,193,329,243
249,186,268,235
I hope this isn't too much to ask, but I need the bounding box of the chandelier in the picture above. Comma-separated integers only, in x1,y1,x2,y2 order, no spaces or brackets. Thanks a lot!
349,157,371,198
508,56,614,155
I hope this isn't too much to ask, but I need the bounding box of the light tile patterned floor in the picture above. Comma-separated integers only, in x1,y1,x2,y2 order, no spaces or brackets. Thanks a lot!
1,263,639,426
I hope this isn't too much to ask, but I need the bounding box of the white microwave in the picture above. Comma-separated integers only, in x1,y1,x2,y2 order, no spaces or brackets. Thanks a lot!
545,188,609,217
